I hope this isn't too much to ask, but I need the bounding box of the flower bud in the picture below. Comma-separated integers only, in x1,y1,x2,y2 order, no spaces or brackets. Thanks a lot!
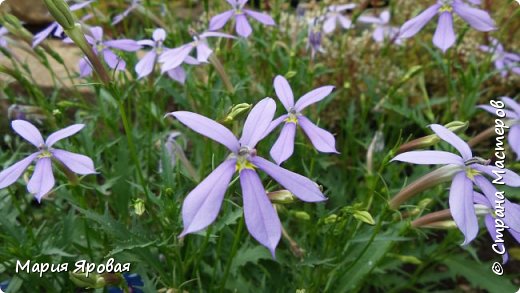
133,199,146,216
352,210,375,225
69,272,106,289
43,0,76,30
291,211,311,221
323,214,338,224
267,190,295,204
223,103,251,123
397,121,468,153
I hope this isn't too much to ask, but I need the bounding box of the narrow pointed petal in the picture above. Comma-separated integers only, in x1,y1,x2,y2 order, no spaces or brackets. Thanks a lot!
298,116,338,153
504,201,520,233
199,31,236,39
45,124,85,147
484,215,509,264
104,39,141,52
273,75,294,111
180,159,236,237
358,15,382,24
449,172,478,245
433,12,455,52
196,41,213,63
90,27,103,42
430,124,472,160
399,4,440,39
477,105,517,119
263,114,288,138
294,85,334,111
103,49,126,71
391,150,464,165
270,123,296,165
474,175,497,204
501,97,520,116
79,57,93,77
52,149,96,175
32,23,58,47
472,164,520,187
0,153,38,189
236,14,253,37
209,10,235,31
167,111,239,152
251,156,326,202
137,40,155,47
167,67,187,84
337,15,352,29
508,125,520,160
27,158,55,202
334,4,356,11
240,169,281,257
323,16,337,34
153,28,166,42
135,50,157,79
239,98,276,148
11,120,44,147
70,0,93,11
472,191,491,208
373,27,385,43
159,45,193,72
453,1,496,32
244,9,275,26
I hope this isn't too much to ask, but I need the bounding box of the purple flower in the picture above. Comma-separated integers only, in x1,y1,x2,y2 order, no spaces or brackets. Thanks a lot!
322,3,356,34
478,97,520,160
158,30,234,72
399,0,495,52
32,0,93,48
392,124,520,245
358,11,402,45
0,26,9,49
267,76,338,165
167,98,326,256
112,0,141,25
480,38,520,77
74,26,140,77
0,120,96,202
473,191,520,264
208,0,275,38
307,18,325,59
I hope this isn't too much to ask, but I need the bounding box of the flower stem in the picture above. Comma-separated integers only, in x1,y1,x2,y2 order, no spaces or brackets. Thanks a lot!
209,54,234,94
219,216,244,292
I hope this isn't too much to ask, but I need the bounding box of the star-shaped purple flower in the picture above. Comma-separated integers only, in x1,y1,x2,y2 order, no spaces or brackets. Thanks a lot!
167,98,326,256
209,0,275,38
322,3,356,34
359,11,402,45
392,124,520,244
398,0,495,52
478,97,520,160
73,26,141,77
480,38,520,77
307,18,325,59
158,30,234,73
32,0,93,48
112,0,141,25
267,75,338,165
0,120,96,202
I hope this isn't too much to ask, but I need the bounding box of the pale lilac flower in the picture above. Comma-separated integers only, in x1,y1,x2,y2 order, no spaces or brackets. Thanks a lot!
0,26,9,49
267,76,338,165
358,11,402,45
392,124,520,245
399,0,495,52
0,120,96,202
112,0,141,25
167,98,326,256
480,38,520,77
322,3,356,34
307,18,325,59
478,97,520,159
158,30,234,72
73,26,140,77
32,0,93,47
473,191,520,264
209,0,275,38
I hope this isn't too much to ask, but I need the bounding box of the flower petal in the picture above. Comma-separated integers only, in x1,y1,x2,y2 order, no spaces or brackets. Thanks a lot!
453,1,496,32
32,22,58,47
509,125,520,160
399,4,440,39
391,150,464,165
45,124,85,147
239,98,276,148
209,10,234,31
263,114,288,139
27,157,55,202
323,16,337,34
167,67,186,84
79,57,93,77
196,41,213,63
135,50,157,79
180,159,236,237
240,168,281,257
501,97,520,116
294,85,334,111
167,111,239,152
430,124,472,160
251,156,326,202
199,31,236,39
433,12,455,53
273,75,294,111
477,105,517,119
0,153,38,189
298,116,338,153
52,149,96,175
153,28,166,42
449,172,478,245
244,9,275,26
484,215,509,264
104,39,141,52
337,15,352,29
159,45,193,72
236,14,253,37
270,123,296,165
11,120,44,147
472,164,520,187
103,49,126,71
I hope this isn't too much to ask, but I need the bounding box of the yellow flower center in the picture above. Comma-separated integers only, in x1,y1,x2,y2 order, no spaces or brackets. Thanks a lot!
439,4,453,13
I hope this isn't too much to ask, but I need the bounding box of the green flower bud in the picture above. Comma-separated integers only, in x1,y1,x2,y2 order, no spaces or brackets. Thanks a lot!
292,211,311,221
323,214,338,224
285,71,297,79
69,272,106,289
133,199,146,216
43,0,76,30
267,190,295,204
223,103,251,122
352,210,375,225
398,121,468,153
